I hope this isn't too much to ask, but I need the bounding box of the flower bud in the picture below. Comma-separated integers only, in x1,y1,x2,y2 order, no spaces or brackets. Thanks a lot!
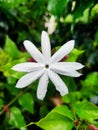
27,58,36,62
88,124,98,130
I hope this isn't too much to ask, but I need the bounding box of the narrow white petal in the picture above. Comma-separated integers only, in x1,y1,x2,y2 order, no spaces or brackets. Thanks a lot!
37,72,49,100
23,40,44,63
41,31,51,62
50,40,75,63
16,69,44,88
48,70,68,96
50,62,84,72
11,62,44,72
66,71,82,77
51,66,82,77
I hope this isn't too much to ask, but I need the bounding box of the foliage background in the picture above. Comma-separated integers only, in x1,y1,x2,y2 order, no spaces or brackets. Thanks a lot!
0,0,98,130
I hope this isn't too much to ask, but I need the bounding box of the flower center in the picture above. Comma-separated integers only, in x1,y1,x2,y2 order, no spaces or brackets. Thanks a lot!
45,64,49,69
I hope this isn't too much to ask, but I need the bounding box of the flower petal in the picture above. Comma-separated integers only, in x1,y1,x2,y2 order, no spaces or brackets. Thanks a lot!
48,70,68,96
51,67,82,77
41,31,51,63
50,62,84,72
16,69,44,88
23,40,44,63
37,72,49,100
64,71,82,77
50,40,75,63
11,62,44,72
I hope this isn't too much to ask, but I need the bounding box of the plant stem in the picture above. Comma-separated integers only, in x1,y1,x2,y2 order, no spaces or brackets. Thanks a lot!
0,86,31,115
8,86,31,106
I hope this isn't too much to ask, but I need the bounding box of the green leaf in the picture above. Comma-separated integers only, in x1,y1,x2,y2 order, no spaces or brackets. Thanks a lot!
91,3,98,17
4,36,21,59
7,76,17,84
52,105,74,120
48,0,68,16
63,91,82,104
0,49,11,69
73,100,98,122
72,0,94,19
93,121,98,127
40,105,49,118
0,0,28,8
81,72,98,97
6,84,20,95
62,77,77,91
94,30,98,47
9,107,27,130
36,105,74,130
0,98,4,109
76,8,90,23
18,92,34,114
1,53,28,78
66,48,84,62
88,50,98,65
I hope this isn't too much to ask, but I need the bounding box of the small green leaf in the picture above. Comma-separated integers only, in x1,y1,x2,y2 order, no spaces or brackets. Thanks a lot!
19,92,34,114
93,121,98,127
62,77,77,91
53,105,74,120
0,0,28,8
63,91,82,104
4,36,20,59
2,56,28,78
94,30,98,47
91,3,98,17
0,49,10,69
6,84,20,95
9,107,27,130
81,72,98,97
72,0,94,19
7,76,17,84
0,98,4,109
66,48,84,62
73,100,98,122
48,0,68,16
36,105,74,130
40,105,49,118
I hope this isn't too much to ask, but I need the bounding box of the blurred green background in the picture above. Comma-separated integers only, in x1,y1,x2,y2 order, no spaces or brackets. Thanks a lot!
0,0,98,130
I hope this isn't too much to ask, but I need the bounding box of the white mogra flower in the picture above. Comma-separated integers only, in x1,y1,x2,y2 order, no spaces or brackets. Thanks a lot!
12,31,84,100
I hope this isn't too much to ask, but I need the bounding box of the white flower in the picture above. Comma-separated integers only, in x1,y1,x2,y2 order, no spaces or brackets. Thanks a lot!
45,15,57,34
12,31,84,100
